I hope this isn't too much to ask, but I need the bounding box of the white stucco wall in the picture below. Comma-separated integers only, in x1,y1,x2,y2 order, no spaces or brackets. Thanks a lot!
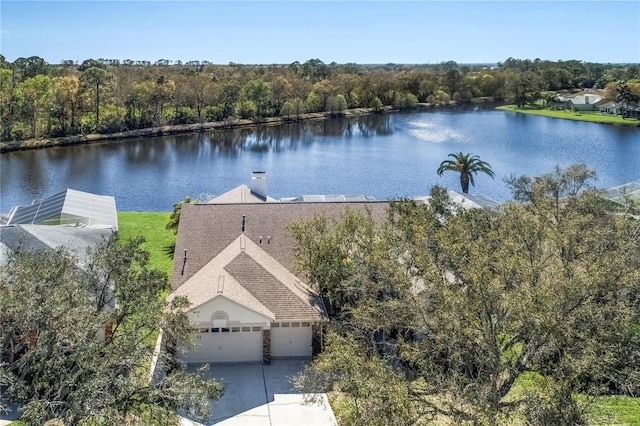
188,296,272,328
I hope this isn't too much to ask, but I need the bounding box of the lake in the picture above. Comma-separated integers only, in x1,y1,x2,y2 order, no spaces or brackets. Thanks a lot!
1,107,639,212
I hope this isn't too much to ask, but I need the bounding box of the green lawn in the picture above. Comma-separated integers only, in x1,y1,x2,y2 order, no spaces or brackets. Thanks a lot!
496,105,640,126
587,396,640,426
507,372,640,425
117,212,175,275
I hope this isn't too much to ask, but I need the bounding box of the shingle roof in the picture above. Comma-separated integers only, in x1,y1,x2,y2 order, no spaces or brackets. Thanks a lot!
169,234,328,321
170,201,389,320
172,201,389,291
207,185,278,204
225,251,323,321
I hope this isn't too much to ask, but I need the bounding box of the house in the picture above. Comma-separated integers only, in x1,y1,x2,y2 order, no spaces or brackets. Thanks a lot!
5,188,118,231
549,89,604,111
598,100,640,119
597,101,620,115
600,182,640,206
411,190,501,210
0,224,114,269
168,197,388,364
170,172,499,364
1,189,118,265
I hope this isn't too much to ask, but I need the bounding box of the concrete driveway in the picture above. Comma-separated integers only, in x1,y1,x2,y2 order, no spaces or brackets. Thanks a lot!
182,359,337,426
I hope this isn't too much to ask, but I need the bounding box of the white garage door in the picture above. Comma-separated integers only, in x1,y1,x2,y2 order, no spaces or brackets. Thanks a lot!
184,326,263,364
271,322,312,358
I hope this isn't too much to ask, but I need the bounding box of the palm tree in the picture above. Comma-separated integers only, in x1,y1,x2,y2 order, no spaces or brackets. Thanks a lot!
437,152,495,194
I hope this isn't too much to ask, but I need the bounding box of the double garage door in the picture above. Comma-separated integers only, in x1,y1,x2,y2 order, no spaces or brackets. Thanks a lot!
184,322,312,364
185,327,263,364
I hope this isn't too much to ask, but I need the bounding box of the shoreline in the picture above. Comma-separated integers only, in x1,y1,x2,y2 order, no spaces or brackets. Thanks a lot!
0,106,401,153
0,100,497,153
496,105,640,127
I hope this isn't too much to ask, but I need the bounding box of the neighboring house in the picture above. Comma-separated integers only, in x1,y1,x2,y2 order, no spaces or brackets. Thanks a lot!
0,224,114,268
2,189,118,265
5,188,118,232
281,194,377,202
412,190,500,210
597,101,620,115
600,182,640,207
168,199,388,364
550,90,604,111
1,190,120,355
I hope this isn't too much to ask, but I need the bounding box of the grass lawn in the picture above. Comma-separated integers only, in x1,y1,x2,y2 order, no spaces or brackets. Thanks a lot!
496,105,640,126
588,396,640,426
117,212,175,275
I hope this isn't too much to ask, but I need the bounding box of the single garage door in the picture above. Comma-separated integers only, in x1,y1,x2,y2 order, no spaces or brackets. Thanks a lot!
184,326,263,364
271,322,312,358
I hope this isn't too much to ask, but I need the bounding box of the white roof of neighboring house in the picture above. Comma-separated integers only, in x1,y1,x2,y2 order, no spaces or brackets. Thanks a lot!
412,190,500,210
0,224,114,268
601,182,640,205
280,194,377,202
569,94,602,105
6,189,118,231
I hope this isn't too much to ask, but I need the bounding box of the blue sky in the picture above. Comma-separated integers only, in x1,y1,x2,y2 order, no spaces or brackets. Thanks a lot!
2,1,639,65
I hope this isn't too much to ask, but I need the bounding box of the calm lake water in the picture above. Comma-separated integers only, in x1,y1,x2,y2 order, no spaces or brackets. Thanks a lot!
1,107,639,212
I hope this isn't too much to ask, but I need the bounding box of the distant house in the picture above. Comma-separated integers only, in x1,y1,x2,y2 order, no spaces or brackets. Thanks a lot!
597,101,620,115
598,100,640,119
550,90,604,111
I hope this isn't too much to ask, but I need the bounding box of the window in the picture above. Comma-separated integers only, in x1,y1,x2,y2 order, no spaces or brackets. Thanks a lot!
231,327,240,332
292,322,300,327
301,322,310,327
281,322,290,328
252,326,262,332
272,323,280,328
199,328,209,333
241,327,251,332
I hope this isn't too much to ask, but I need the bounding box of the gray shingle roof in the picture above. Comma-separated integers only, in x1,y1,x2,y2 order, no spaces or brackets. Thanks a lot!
225,251,323,321
170,201,389,320
172,201,388,291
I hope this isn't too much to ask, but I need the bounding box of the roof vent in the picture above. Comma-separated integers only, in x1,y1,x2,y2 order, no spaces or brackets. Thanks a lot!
217,274,225,293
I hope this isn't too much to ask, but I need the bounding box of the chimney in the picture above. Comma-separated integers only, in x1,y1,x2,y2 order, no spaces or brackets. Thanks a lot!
251,171,267,199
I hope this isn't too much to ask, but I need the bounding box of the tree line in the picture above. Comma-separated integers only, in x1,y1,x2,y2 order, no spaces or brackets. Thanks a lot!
1,55,639,141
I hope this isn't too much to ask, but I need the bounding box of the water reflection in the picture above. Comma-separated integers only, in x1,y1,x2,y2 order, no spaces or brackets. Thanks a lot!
1,110,638,212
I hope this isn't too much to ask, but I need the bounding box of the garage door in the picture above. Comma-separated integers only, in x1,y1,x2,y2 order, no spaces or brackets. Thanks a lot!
271,322,312,358
184,326,263,364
